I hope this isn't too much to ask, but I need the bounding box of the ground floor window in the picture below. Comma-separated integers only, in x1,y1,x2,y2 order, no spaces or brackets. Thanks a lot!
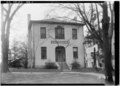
41,47,47,59
73,47,78,59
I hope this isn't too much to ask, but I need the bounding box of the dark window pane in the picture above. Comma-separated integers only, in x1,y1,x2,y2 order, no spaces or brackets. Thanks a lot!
72,29,77,39
41,47,47,59
55,26,64,39
40,27,46,39
73,47,78,59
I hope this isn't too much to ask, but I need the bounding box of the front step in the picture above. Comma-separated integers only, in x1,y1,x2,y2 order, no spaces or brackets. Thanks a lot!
63,70,71,72
57,62,70,71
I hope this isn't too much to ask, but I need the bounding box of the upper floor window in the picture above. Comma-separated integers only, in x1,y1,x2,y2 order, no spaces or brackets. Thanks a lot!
41,47,47,59
73,47,78,59
55,26,64,39
72,29,77,39
40,27,46,39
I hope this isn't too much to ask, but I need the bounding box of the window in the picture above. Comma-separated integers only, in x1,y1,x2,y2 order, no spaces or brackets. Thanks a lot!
55,26,64,39
72,29,77,39
73,47,78,59
41,47,47,59
40,27,46,39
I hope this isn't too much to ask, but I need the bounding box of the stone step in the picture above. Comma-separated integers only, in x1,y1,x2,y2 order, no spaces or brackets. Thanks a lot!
63,70,71,72
57,62,70,71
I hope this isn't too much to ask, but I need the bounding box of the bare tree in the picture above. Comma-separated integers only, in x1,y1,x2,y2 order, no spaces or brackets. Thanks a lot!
48,2,114,82
47,3,103,48
101,2,114,83
1,3,24,73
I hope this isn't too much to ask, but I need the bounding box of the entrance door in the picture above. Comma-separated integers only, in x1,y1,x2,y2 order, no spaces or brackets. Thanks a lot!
56,46,65,62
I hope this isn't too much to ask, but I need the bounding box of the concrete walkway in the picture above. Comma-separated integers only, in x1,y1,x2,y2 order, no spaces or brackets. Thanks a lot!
1,72,105,84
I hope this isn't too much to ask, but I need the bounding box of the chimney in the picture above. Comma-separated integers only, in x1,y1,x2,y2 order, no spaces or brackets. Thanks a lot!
27,14,31,23
73,16,77,21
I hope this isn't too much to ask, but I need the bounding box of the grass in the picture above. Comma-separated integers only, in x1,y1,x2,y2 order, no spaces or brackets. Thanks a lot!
71,68,105,74
1,67,114,84
9,67,105,74
1,71,105,84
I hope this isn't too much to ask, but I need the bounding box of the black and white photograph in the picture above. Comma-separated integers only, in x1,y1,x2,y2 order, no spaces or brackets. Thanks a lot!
0,1,118,85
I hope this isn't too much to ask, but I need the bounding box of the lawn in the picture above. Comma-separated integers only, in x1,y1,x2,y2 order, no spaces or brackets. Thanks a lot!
9,67,105,74
71,68,105,74
1,67,115,84
1,72,105,84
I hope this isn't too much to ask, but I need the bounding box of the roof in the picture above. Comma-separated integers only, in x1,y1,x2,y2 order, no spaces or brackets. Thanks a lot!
28,18,85,29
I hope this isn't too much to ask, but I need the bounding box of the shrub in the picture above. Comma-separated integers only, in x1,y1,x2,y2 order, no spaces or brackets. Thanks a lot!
44,61,58,69
9,57,27,68
9,59,22,68
71,61,81,69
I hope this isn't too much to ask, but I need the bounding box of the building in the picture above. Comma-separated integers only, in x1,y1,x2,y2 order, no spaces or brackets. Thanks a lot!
27,16,85,69
84,44,100,68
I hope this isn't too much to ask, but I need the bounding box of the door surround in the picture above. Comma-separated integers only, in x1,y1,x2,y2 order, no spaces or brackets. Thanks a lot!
55,46,66,62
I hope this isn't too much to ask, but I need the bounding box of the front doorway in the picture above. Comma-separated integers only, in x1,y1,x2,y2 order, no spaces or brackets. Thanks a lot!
55,46,66,62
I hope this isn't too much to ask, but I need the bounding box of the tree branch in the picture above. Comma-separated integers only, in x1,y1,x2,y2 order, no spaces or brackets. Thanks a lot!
82,3,89,22
98,3,104,8
49,3,103,45
10,4,24,21
90,3,94,24
2,4,12,35
52,16,83,23
76,3,103,44
2,6,8,13
95,3,102,37
108,2,114,39
86,23,102,44
59,4,78,12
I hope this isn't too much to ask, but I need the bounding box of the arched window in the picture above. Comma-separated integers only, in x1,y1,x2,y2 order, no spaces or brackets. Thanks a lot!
55,26,64,39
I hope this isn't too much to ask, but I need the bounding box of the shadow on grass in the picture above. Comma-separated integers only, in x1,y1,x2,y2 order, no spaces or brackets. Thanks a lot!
9,68,61,72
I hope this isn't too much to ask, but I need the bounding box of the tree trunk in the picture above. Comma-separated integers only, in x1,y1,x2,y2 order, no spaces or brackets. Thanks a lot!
93,48,97,69
103,34,113,82
1,18,11,73
1,4,24,72
1,38,9,73
102,2,113,83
